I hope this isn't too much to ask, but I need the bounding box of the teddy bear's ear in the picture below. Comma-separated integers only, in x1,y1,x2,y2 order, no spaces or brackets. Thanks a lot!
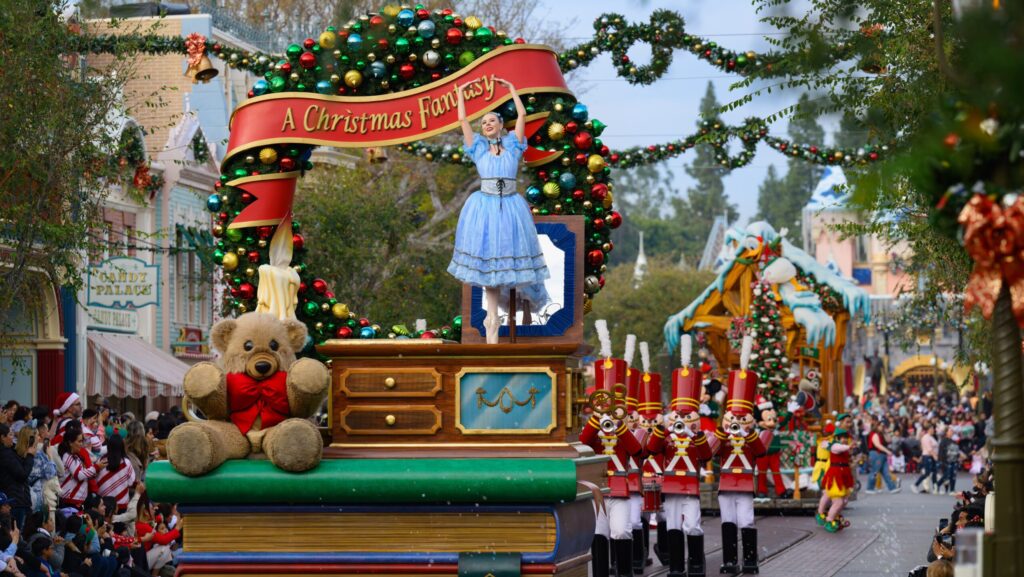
282,319,308,352
211,319,238,354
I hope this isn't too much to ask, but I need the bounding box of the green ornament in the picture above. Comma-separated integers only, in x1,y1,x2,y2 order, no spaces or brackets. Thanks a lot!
453,315,462,329
233,168,248,178
270,76,286,92
304,301,320,316
396,38,410,53
286,44,302,59
475,27,493,43
458,50,475,67
212,249,225,262
225,228,243,242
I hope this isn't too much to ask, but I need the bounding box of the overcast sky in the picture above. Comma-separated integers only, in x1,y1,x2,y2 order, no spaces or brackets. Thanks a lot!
536,0,838,227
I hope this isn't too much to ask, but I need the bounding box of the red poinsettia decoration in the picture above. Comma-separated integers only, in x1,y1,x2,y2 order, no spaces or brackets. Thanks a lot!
959,193,1024,326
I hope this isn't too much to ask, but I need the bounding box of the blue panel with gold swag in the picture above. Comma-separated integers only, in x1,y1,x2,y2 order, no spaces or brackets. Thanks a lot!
455,368,557,434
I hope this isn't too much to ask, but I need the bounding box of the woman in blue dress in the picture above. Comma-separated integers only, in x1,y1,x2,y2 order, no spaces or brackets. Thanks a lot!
447,77,549,343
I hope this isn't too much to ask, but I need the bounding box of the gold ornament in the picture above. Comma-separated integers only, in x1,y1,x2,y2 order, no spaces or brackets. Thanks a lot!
344,70,364,87
245,267,255,277
367,52,376,62
408,53,417,62
547,122,565,140
587,154,606,173
542,181,560,198
603,193,613,209
236,247,247,256
332,303,350,319
315,322,324,331
554,204,563,213
451,153,460,162
583,200,593,210
465,15,482,29
386,54,397,64
583,297,592,314
431,37,441,49
319,31,338,50
531,208,540,215
603,243,612,252
383,5,401,17
585,175,596,184
289,72,300,82
321,302,330,312
212,224,224,237
257,239,267,248
561,156,572,166
221,252,239,271
330,73,341,84
245,155,256,164
259,147,278,164
237,303,247,313
554,103,564,112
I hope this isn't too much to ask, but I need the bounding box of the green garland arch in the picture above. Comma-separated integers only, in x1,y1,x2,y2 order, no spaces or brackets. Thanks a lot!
70,5,889,346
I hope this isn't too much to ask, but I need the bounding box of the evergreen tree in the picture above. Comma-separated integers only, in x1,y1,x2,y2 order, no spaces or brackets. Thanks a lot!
747,279,790,410
755,165,785,227
611,164,699,266
834,112,869,150
757,94,824,238
681,82,738,245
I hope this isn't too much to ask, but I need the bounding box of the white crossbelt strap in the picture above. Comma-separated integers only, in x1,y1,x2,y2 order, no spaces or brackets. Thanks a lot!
645,455,663,474
601,435,627,472
666,434,696,473
722,436,753,470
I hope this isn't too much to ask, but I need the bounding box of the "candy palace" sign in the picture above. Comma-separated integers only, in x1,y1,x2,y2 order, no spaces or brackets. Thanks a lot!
87,257,160,309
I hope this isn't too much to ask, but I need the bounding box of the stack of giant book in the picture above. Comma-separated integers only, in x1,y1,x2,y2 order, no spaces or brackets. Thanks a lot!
147,457,602,577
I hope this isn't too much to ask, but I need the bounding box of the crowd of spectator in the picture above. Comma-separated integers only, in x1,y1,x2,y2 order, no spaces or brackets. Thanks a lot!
0,394,185,577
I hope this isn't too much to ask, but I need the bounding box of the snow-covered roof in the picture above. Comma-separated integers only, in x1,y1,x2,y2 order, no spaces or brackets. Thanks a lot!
664,221,871,354
804,167,849,211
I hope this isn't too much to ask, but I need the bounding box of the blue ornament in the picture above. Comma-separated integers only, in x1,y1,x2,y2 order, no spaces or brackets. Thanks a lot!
347,33,363,50
370,61,387,79
315,80,332,94
397,9,416,27
571,103,589,122
417,20,436,38
359,326,376,339
501,100,518,119
525,186,543,204
252,79,269,96
559,172,577,189
206,193,222,212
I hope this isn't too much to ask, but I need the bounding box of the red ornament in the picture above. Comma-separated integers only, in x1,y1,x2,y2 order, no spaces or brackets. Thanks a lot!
218,212,229,222
573,131,593,150
257,226,272,239
587,249,605,267
240,191,254,204
247,90,255,98
442,8,453,16
610,153,620,164
943,133,960,148
590,183,608,201
620,55,630,64
431,72,442,81
247,250,260,263
599,145,610,156
399,63,415,79
292,233,305,250
592,218,606,231
280,157,296,171
574,153,588,166
453,18,462,27
565,121,578,134
238,283,255,300
416,8,429,19
335,326,353,339
420,330,436,339
303,38,315,49
281,63,292,74
514,37,525,44
369,15,385,28
298,282,308,294
598,276,605,288
377,38,390,51
324,291,334,299
312,278,328,294
359,317,371,327
537,170,548,181
299,52,317,69
446,28,463,45
572,189,585,201
809,146,819,154
869,152,879,160
607,211,623,229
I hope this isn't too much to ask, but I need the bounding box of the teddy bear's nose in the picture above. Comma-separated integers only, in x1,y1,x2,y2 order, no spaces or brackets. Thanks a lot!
254,360,273,375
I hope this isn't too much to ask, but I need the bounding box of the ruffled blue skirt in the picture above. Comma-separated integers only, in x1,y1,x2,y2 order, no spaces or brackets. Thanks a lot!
448,191,550,291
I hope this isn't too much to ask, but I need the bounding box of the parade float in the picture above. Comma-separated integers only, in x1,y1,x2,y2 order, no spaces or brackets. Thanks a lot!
663,222,870,506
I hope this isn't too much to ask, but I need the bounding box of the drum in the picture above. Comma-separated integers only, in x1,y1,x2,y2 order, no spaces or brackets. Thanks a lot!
642,481,662,513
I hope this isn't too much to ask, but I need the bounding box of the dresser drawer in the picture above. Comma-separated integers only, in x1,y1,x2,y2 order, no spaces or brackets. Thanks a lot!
339,368,442,398
339,405,442,435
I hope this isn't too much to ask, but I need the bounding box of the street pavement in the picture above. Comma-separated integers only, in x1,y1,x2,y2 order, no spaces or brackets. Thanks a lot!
624,471,966,577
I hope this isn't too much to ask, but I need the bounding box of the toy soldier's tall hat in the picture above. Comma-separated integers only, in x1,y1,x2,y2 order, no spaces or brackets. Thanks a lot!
671,334,702,414
636,342,661,419
593,320,626,392
726,335,759,417
623,334,640,413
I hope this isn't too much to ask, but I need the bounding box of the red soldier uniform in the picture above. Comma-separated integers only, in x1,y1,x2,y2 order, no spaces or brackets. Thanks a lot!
646,339,713,577
710,352,773,575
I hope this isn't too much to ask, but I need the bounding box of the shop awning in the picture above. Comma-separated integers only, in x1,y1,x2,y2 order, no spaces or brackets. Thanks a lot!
86,332,189,398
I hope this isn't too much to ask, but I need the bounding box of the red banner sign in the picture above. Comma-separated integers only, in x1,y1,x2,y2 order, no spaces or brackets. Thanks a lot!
226,44,571,230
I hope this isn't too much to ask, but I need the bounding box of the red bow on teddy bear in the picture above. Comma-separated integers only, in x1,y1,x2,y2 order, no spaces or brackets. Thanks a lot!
226,371,290,434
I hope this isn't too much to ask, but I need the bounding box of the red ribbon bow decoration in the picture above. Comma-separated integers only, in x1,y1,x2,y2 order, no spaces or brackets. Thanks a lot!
225,371,291,434
959,194,1024,326
184,33,207,69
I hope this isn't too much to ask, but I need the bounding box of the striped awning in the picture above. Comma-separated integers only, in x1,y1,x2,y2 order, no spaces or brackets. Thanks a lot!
86,332,188,398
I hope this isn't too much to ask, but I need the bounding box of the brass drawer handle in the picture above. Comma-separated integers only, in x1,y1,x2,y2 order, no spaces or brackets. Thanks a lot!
385,414,397,426
384,377,396,388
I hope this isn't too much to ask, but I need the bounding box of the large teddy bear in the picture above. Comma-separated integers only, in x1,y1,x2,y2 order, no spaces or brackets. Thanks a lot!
167,313,330,476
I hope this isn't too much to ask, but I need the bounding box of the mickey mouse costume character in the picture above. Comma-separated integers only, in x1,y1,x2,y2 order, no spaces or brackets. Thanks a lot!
581,321,644,577
709,335,774,574
754,396,788,499
647,335,713,577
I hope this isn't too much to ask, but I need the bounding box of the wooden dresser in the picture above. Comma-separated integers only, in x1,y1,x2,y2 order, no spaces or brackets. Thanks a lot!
317,340,592,459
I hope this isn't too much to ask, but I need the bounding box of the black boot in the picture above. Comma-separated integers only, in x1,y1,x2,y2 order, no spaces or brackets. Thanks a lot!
592,535,610,577
687,533,706,577
614,539,634,577
654,519,669,565
719,522,738,574
642,518,652,566
740,527,758,574
632,528,645,574
666,529,686,577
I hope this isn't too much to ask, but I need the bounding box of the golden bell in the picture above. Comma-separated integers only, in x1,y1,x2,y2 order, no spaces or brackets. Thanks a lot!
188,54,219,84
366,147,388,163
